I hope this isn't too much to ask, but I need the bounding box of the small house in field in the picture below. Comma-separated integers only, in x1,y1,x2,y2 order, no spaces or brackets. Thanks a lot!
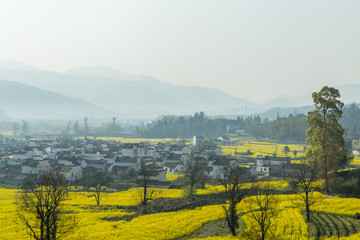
255,156,291,175
212,157,237,180
163,162,185,174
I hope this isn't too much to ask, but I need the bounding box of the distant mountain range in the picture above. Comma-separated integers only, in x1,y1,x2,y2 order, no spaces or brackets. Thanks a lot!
0,60,358,120
0,61,255,119
0,80,114,119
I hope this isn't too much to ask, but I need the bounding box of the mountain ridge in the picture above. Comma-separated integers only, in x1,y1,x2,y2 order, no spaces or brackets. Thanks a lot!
0,80,115,119
0,60,359,119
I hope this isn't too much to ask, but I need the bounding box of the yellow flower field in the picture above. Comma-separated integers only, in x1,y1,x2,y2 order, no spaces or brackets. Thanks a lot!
350,157,360,166
79,136,188,144
221,140,307,158
166,173,184,181
1,186,360,240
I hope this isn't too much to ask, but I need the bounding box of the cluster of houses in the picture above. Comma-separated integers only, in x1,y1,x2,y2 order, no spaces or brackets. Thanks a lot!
0,138,300,185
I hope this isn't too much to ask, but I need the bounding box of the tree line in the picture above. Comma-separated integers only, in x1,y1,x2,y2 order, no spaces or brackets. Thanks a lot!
136,105,360,143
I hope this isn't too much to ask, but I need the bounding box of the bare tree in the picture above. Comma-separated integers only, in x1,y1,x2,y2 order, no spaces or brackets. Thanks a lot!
292,162,319,222
243,183,278,240
184,157,207,197
137,159,158,206
17,171,77,240
219,165,249,236
88,184,105,206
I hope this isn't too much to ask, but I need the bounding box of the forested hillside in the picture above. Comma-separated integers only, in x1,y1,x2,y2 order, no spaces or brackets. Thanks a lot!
137,104,360,142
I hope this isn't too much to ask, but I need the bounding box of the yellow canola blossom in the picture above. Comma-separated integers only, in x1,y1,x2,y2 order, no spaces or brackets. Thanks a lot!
166,173,184,181
221,140,306,158
350,157,360,165
2,187,360,240
78,136,187,144
65,187,184,206
63,205,225,240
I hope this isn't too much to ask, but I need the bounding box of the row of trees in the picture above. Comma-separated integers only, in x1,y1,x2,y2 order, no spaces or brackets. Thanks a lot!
63,117,121,136
12,120,28,135
137,112,233,138
11,117,122,137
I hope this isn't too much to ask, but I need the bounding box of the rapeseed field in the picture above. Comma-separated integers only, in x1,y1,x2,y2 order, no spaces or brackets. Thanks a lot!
1,184,360,239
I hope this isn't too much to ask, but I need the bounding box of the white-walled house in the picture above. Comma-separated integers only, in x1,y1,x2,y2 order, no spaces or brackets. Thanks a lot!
21,159,51,175
56,164,82,181
13,151,33,161
86,151,101,161
163,162,185,174
121,146,137,158
255,156,290,174
212,159,237,180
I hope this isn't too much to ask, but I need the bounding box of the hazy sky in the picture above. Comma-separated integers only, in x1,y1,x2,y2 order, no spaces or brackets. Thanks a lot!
0,0,359,103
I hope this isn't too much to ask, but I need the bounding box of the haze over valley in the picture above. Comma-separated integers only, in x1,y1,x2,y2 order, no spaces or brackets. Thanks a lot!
0,60,360,121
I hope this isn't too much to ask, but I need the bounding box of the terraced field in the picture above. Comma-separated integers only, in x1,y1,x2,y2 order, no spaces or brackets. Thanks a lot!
309,212,360,239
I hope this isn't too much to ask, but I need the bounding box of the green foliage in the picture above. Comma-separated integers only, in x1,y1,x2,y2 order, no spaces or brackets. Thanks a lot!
246,114,308,141
341,103,360,139
329,175,359,195
137,112,232,138
282,145,291,156
119,167,136,180
306,86,346,192
182,185,197,198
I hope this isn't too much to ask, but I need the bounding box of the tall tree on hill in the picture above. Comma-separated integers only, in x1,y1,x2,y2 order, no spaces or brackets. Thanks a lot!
66,121,72,135
219,165,249,236
21,120,28,135
73,121,79,136
306,86,346,193
83,117,89,138
112,117,116,133
12,122,19,136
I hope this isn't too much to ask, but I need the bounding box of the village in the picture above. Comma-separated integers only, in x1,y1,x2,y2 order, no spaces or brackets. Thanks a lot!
0,136,301,187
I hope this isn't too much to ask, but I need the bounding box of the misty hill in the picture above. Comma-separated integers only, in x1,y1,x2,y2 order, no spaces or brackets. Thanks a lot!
65,65,257,114
1,61,359,119
262,94,313,108
255,105,314,120
0,64,255,117
0,59,39,71
262,85,360,109
65,65,141,82
0,81,114,119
